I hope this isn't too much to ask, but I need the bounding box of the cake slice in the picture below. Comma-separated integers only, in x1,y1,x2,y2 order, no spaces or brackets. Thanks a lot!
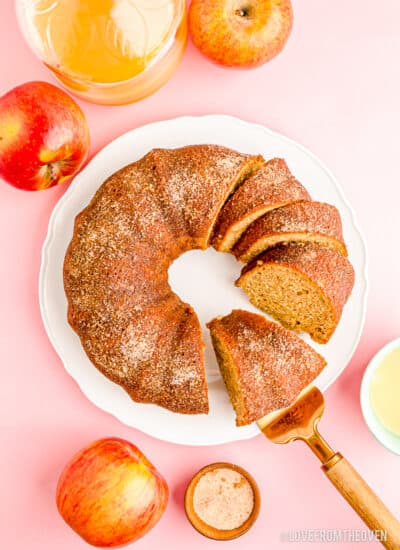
236,243,355,344
148,145,265,250
233,200,347,263
207,310,326,426
211,158,310,252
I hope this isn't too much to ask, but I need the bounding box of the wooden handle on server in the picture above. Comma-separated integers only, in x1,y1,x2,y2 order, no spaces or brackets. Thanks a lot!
323,454,400,549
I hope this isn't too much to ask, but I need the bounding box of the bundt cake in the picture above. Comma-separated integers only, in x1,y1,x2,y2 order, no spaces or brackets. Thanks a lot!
64,145,264,414
233,201,347,263
207,310,327,426
64,143,355,417
236,243,355,344
211,158,310,252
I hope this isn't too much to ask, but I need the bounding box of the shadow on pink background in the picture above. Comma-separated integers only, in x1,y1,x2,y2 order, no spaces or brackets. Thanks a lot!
0,0,398,548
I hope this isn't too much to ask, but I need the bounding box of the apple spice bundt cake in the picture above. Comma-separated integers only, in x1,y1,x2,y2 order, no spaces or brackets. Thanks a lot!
233,200,347,263
64,145,264,415
236,243,355,344
207,310,327,426
64,144,354,416
211,158,310,252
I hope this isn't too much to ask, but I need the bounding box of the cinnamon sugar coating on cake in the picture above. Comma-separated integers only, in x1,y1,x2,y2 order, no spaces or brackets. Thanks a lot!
147,145,264,249
233,200,347,262
211,158,310,252
64,144,353,414
207,310,326,426
64,145,264,415
237,243,355,344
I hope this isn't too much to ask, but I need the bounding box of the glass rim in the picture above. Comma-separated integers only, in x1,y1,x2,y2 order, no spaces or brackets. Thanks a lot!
15,0,186,88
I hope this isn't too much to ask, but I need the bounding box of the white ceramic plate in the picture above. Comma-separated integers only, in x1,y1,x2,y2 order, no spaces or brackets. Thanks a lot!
39,115,368,446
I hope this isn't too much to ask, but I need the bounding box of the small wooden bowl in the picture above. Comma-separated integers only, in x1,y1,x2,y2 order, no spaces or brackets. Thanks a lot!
184,462,261,540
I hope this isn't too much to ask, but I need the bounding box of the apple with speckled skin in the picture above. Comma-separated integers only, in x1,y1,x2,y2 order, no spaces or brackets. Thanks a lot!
0,81,90,191
189,0,293,69
56,438,169,548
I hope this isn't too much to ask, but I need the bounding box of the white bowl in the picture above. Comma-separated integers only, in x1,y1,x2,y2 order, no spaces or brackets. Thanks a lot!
360,338,400,455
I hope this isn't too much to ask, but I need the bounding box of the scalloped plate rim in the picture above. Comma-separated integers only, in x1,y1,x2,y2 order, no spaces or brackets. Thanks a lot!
38,114,369,446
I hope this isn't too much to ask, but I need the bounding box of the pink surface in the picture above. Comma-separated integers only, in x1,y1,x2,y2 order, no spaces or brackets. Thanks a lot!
0,0,399,548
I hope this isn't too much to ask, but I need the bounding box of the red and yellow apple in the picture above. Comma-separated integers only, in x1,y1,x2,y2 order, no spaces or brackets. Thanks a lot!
189,0,293,68
0,81,90,191
56,438,169,547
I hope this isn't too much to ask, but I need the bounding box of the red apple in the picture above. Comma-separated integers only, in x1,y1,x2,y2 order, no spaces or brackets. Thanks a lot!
56,438,169,547
0,81,90,191
189,0,293,68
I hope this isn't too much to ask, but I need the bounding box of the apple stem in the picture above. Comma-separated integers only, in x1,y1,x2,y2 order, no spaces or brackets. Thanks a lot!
38,159,71,188
235,7,250,17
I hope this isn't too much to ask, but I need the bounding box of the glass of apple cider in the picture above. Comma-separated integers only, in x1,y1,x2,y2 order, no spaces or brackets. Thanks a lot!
16,0,187,105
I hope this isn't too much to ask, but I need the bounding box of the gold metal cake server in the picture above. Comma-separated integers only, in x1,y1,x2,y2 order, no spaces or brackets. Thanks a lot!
257,386,400,550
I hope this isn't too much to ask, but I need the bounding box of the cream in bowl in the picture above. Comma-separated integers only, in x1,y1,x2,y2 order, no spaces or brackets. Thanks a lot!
184,462,260,540
360,338,400,455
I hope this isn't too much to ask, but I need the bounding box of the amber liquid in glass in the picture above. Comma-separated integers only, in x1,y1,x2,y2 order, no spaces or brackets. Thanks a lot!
18,0,187,104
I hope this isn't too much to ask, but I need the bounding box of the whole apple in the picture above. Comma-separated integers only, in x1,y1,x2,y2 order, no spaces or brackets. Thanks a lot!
56,438,169,547
0,81,90,191
189,0,293,68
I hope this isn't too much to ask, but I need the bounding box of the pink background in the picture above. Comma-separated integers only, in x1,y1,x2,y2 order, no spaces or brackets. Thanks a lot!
0,0,399,548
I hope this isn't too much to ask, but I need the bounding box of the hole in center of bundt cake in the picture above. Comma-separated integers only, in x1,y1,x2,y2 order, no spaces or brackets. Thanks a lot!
168,248,263,382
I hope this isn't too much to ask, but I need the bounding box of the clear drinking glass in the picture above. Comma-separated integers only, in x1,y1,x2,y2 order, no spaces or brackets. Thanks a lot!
16,0,187,105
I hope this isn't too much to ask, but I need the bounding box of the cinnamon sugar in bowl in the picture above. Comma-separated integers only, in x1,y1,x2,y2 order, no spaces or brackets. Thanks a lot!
184,462,260,540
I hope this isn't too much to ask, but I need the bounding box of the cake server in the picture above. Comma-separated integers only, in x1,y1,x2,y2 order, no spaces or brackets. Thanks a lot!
257,386,400,549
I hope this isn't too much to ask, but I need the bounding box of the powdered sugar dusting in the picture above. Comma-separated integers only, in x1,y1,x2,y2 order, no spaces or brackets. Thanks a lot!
64,147,247,414
120,323,158,365
234,200,345,260
152,145,259,245
208,310,327,424
213,158,311,250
